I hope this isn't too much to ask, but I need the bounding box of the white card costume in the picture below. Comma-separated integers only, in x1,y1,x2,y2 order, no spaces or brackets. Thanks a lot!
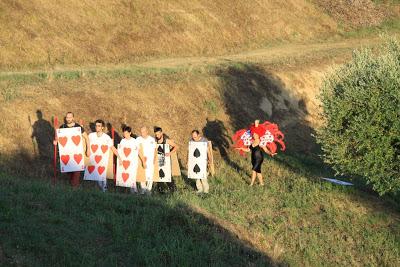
57,127,85,172
136,136,156,182
84,132,113,181
116,138,140,187
156,144,172,182
188,141,208,179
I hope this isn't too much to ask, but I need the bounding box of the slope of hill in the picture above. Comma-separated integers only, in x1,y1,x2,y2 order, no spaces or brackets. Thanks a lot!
1,0,398,70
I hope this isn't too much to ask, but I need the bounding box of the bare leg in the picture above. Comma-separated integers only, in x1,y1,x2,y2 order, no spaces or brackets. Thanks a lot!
250,171,257,186
257,173,264,186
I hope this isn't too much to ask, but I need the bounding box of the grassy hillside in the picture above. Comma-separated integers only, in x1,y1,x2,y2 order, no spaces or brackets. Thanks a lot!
1,0,398,70
0,152,399,266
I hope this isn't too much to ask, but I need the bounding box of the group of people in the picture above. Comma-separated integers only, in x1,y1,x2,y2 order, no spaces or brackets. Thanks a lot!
54,112,213,194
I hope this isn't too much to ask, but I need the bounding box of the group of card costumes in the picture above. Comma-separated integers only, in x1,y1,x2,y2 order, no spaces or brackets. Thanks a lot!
56,119,285,193
56,123,213,193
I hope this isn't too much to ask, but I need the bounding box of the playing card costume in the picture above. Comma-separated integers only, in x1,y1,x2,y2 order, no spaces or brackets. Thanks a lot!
232,121,286,173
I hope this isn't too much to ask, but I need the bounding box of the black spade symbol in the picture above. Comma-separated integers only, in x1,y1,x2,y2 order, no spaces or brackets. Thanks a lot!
159,169,165,178
193,164,201,174
193,148,201,158
158,146,164,154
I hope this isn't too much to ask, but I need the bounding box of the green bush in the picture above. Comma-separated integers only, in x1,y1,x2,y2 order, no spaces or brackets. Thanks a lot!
317,37,400,195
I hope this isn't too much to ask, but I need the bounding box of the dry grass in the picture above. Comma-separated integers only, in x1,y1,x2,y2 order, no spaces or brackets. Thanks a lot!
0,0,342,70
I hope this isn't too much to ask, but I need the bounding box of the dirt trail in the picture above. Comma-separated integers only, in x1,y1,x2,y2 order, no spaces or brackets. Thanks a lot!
0,37,382,76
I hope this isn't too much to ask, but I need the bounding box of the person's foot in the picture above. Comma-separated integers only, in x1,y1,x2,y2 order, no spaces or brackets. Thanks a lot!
196,190,203,194
250,183,254,186
259,183,265,186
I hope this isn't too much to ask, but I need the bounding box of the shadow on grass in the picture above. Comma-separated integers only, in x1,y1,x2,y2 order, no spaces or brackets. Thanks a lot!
0,173,282,266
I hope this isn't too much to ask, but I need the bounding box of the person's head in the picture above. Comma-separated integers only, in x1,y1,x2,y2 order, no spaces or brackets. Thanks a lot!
65,112,75,124
252,132,260,141
95,119,105,133
36,109,43,120
123,126,133,139
191,129,201,141
154,126,163,140
140,126,149,138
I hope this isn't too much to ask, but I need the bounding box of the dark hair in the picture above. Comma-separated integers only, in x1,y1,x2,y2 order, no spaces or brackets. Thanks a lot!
95,119,105,127
66,111,74,117
123,126,132,132
154,126,162,133
191,129,200,135
123,126,135,137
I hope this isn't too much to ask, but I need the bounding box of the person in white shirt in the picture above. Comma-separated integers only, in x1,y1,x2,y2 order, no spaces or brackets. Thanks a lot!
87,119,122,192
136,126,157,194
120,126,146,194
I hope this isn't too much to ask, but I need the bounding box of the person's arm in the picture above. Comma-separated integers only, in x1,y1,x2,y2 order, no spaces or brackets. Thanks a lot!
86,136,91,157
82,132,89,156
139,144,147,169
207,142,212,164
235,147,250,152
262,145,276,157
166,139,178,157
138,152,146,169
153,146,157,165
111,146,122,164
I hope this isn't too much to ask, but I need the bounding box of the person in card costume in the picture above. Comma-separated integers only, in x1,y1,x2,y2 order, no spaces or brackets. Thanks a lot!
190,130,212,194
136,126,157,195
53,111,88,188
120,126,146,193
87,119,122,192
154,126,180,193
233,120,285,186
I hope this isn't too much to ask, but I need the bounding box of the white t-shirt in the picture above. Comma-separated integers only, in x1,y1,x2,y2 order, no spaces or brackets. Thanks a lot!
136,136,156,157
88,132,113,147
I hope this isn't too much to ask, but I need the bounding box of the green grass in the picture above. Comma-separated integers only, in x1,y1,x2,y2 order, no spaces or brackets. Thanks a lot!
0,152,399,266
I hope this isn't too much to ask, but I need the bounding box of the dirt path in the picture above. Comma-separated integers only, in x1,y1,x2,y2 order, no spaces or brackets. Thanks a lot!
0,37,382,77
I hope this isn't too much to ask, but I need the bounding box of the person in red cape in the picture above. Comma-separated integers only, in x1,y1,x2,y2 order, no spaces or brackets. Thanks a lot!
233,120,285,186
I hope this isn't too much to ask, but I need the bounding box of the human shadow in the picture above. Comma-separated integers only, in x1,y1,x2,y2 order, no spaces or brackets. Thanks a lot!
30,109,54,160
202,118,243,172
215,63,323,175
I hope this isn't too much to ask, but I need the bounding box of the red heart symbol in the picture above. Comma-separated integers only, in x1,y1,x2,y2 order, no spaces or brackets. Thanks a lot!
91,144,98,153
101,145,108,154
122,172,129,182
123,147,131,157
74,154,83,164
97,166,105,175
61,155,70,165
59,137,68,147
122,160,130,170
71,135,81,146
88,165,95,174
94,155,102,164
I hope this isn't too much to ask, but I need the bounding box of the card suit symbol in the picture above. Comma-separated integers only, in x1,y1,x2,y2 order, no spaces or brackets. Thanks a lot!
59,137,68,147
88,165,95,174
97,166,105,175
157,146,164,154
123,147,131,157
122,172,129,182
159,169,165,178
95,155,102,164
122,160,130,170
193,164,201,174
101,145,108,154
193,148,201,158
71,135,81,146
74,154,83,164
91,144,98,153
61,155,70,165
